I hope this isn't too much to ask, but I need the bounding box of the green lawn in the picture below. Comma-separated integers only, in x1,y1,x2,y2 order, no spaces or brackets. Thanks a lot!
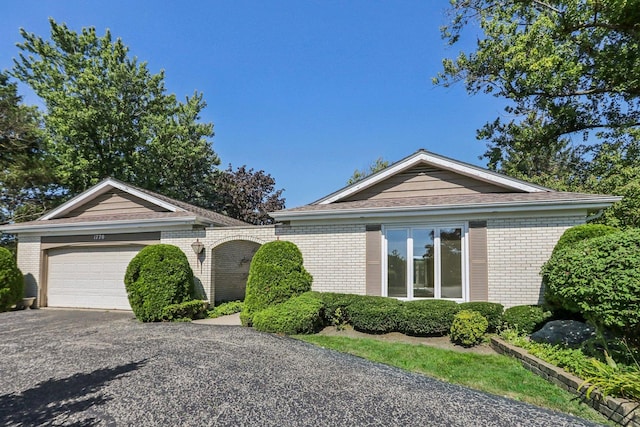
296,335,613,426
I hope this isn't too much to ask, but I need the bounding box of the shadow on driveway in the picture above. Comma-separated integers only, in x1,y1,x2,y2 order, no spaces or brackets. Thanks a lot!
0,359,147,426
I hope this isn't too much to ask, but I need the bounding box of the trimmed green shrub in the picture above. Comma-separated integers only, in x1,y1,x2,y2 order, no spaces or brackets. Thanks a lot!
542,229,640,344
458,302,504,332
552,223,618,254
161,299,209,321
347,296,403,334
450,310,488,347
503,305,552,334
124,244,196,322
242,241,312,326
252,291,324,335
318,292,365,324
398,299,461,336
0,247,24,312
208,300,244,319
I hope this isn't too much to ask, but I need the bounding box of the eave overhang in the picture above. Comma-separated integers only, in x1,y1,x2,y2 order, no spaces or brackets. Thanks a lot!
0,216,212,236
270,196,622,222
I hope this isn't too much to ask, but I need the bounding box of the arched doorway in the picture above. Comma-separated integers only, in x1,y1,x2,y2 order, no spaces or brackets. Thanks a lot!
211,240,261,303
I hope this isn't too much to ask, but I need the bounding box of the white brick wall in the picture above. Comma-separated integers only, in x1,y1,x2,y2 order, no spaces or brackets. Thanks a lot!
16,235,41,304
487,215,584,308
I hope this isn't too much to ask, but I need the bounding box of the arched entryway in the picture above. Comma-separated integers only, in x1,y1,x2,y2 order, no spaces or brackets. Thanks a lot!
211,240,261,303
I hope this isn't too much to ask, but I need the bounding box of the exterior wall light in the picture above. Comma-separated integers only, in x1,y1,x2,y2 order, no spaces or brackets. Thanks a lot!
191,239,205,255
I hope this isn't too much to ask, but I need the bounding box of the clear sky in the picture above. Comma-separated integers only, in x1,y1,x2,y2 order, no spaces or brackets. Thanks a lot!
1,0,507,208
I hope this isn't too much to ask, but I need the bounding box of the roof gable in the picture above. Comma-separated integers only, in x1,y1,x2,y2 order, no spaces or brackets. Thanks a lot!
42,178,184,220
37,177,248,228
315,150,550,205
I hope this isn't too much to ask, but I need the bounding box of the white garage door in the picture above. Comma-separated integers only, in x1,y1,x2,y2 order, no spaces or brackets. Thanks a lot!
47,246,141,310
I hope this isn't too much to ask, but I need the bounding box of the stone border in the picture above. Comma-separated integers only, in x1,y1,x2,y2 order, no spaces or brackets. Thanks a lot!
490,337,640,426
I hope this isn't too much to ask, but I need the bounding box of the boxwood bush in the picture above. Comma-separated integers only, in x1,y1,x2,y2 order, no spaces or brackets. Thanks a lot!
542,229,640,344
450,309,488,347
503,305,552,334
242,241,312,326
398,299,461,336
458,302,504,332
0,247,23,312
208,300,244,319
347,296,403,334
319,292,366,324
161,299,209,321
125,244,196,322
252,291,324,335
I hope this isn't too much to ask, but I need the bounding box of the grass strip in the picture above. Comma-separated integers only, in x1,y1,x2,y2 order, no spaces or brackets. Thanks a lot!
296,335,613,426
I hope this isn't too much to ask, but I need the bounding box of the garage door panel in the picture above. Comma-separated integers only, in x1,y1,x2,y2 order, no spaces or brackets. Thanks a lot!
47,247,140,310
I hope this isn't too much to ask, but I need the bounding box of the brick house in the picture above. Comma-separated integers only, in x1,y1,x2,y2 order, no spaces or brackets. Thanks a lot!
1,150,620,310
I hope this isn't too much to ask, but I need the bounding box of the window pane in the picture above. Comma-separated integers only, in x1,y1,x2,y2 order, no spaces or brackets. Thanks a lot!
387,229,407,298
412,229,434,298
440,228,462,298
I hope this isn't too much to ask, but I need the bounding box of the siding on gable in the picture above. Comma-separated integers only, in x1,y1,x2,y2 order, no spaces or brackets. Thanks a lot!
342,165,515,202
64,190,169,218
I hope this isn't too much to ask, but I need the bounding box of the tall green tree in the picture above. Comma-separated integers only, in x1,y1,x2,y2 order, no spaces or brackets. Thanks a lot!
0,72,58,228
436,0,640,226
12,19,219,204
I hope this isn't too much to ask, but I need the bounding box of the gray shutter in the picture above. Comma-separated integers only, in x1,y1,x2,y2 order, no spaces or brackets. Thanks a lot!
365,225,382,296
468,221,488,301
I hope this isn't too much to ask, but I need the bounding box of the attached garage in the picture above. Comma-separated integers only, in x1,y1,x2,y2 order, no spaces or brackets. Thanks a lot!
1,178,249,309
46,246,141,310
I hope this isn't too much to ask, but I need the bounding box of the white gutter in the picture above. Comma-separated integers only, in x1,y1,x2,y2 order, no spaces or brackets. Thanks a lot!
0,216,212,235
271,196,622,221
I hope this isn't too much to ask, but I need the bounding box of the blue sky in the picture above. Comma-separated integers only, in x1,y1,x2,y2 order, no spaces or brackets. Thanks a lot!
1,1,507,208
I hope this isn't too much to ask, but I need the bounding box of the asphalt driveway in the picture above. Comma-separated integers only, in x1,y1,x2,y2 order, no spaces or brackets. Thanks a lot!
0,309,599,426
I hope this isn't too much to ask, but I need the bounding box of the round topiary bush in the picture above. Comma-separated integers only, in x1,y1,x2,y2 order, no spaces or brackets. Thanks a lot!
552,223,618,254
124,244,195,322
252,291,324,335
542,229,640,344
450,310,488,347
241,241,312,326
503,305,552,334
398,299,461,336
0,247,24,312
458,302,504,332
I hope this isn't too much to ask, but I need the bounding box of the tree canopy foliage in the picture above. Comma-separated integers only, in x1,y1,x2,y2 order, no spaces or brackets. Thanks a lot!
211,164,285,225
0,72,58,228
1,19,286,233
12,19,220,206
436,0,640,226
347,157,389,185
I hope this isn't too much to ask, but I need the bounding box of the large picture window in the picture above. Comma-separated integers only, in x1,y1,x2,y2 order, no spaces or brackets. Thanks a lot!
384,225,466,300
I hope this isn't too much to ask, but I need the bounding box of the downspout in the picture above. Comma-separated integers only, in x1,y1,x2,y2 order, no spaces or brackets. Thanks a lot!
586,209,605,223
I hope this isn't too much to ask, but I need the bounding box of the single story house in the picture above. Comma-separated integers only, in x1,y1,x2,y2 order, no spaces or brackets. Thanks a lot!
1,149,621,310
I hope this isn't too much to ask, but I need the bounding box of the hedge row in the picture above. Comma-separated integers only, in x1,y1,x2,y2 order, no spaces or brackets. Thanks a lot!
253,291,507,337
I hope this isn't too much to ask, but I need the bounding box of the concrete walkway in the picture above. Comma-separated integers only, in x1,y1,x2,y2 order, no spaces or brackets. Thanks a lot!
192,312,241,326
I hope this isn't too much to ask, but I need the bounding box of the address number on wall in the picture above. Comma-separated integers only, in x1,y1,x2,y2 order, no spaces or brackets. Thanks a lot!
93,234,105,240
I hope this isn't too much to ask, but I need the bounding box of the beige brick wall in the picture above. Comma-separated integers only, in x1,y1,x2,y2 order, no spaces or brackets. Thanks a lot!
162,224,367,303
487,215,585,308
16,235,41,304
276,224,367,295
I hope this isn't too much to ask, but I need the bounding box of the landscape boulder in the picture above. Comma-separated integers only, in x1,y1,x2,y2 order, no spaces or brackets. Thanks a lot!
530,320,595,346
